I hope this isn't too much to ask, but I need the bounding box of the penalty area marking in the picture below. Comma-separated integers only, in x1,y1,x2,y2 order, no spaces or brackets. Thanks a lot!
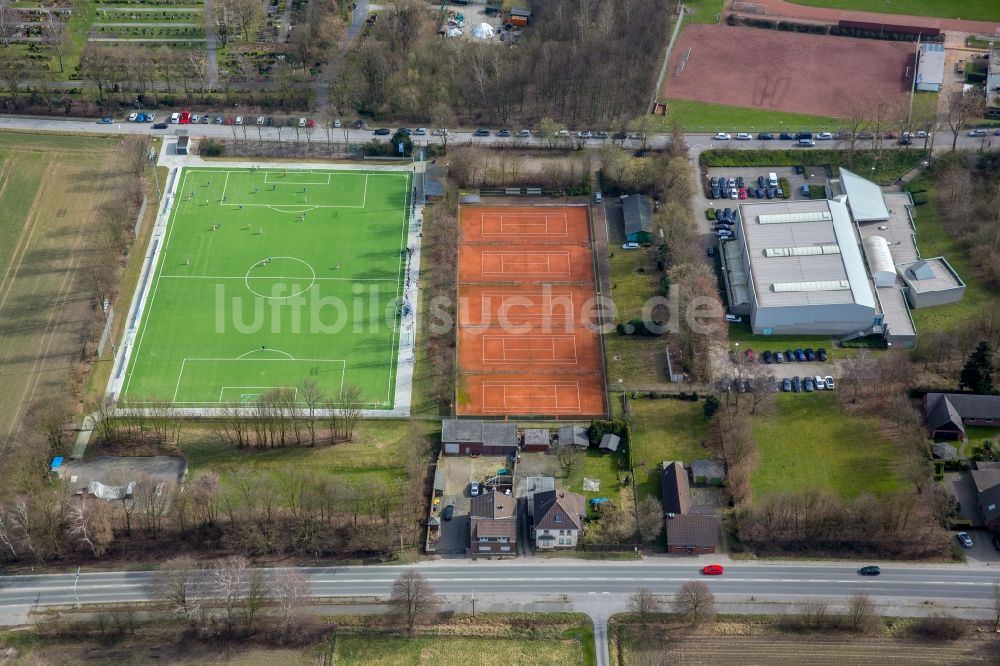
173,356,347,403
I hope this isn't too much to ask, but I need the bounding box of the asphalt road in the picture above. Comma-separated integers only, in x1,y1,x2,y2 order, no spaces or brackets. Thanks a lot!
2,560,998,610
0,115,995,152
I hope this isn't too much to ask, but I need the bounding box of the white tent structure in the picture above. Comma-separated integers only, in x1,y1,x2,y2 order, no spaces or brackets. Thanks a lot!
471,22,495,39
862,235,896,287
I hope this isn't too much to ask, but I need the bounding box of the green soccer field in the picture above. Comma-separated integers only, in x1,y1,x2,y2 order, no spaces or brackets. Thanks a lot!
119,166,412,409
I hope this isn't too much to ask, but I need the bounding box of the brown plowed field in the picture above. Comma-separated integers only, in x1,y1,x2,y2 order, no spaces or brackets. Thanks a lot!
662,24,914,117
456,206,605,417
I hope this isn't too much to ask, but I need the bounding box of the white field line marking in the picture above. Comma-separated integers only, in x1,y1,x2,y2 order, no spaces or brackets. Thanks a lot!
219,386,299,401
173,358,346,403
159,274,396,282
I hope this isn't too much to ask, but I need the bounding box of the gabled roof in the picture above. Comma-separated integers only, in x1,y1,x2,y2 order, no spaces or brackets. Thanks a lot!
473,519,516,540
660,461,690,515
927,393,1000,422
599,434,620,452
559,426,589,448
665,514,718,548
534,490,586,531
839,168,889,222
622,194,654,236
925,394,965,433
980,484,1000,524
470,490,516,519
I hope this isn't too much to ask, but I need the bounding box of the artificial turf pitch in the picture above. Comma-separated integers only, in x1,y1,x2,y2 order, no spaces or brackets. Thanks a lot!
119,166,411,409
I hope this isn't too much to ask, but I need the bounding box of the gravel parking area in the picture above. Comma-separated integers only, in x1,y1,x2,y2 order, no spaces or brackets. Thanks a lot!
435,454,510,555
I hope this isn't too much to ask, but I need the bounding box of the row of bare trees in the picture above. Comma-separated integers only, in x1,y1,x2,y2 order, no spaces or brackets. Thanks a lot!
419,187,458,413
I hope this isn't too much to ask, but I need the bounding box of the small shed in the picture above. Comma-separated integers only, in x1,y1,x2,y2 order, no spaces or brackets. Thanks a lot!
931,443,958,461
690,459,725,486
424,164,448,203
622,194,653,245
559,425,589,449
510,7,530,26
522,428,551,451
176,134,190,156
598,434,620,454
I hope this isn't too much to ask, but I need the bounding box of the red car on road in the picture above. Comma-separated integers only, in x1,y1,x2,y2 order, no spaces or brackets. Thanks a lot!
179,111,190,124
702,564,724,575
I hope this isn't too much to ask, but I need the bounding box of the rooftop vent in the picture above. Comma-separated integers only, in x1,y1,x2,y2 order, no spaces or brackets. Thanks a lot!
772,280,851,293
757,211,833,225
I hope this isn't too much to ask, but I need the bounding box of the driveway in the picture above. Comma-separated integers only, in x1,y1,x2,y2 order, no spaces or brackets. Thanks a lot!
945,471,983,527
435,455,510,555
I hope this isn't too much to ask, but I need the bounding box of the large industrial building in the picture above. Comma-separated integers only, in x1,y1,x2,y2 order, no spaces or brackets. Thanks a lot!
721,168,961,347
988,48,1000,117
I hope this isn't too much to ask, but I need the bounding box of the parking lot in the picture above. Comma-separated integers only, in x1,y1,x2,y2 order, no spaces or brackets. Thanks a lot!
60,456,187,494
434,454,511,555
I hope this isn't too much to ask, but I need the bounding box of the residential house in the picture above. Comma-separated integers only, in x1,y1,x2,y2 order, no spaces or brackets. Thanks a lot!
660,461,690,515
660,461,719,554
442,419,518,455
924,393,1000,441
533,490,586,549
469,490,517,556
524,476,556,518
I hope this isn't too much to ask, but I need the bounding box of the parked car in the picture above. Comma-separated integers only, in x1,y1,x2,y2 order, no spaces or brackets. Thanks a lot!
898,137,912,145
497,129,512,138
189,114,200,123
702,564,724,575
797,138,816,147
775,188,784,198
622,242,640,250
804,348,815,362
858,566,881,576
816,132,833,140
713,132,731,140
215,115,224,124
434,128,449,136
765,187,774,199
817,348,828,362
470,481,480,497
735,132,752,140
744,348,755,363
762,351,773,364
596,131,609,139
473,128,491,136
151,123,167,130
824,376,835,390
779,132,795,140
146,112,156,122
758,132,773,140
814,375,826,390
235,115,244,125
180,111,191,124
707,246,715,258
135,113,146,123
957,532,974,548
373,128,391,135
794,348,806,362
804,377,815,392
968,128,988,137
755,187,764,198
265,117,274,126
414,128,427,135
782,378,792,392
775,351,785,363
200,114,209,124
397,127,411,135
442,504,455,521
724,314,742,323
801,184,811,196
792,376,801,392
785,349,794,362
710,187,720,199
577,130,593,139
738,187,747,200
297,117,306,127
256,116,265,125
334,119,342,128
757,176,766,188
793,165,804,174
728,177,736,188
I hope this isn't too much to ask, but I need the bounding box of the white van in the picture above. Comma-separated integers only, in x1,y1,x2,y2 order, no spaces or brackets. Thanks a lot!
767,172,778,187
170,112,180,124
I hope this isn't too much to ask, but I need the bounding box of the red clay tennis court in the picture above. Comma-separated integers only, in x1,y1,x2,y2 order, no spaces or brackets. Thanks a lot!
456,206,605,417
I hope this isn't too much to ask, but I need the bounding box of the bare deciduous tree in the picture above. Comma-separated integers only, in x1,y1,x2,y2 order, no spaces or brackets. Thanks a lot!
271,568,312,637
389,569,437,634
627,587,662,625
152,556,204,622
636,495,664,544
65,498,114,557
673,581,715,624
845,593,880,633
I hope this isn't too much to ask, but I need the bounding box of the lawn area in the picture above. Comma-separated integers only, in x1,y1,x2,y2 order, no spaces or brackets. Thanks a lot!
906,177,992,333
726,323,850,360
608,247,655,322
786,0,1000,22
604,335,670,388
751,393,901,499
565,448,628,510
335,635,586,666
701,148,928,186
681,0,724,24
178,419,437,487
617,397,711,500
660,100,838,133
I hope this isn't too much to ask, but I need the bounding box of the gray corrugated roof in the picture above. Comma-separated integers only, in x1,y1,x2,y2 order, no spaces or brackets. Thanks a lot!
442,419,484,443
559,426,589,448
840,168,889,222
740,198,876,310
622,195,653,235
523,428,551,446
483,422,518,447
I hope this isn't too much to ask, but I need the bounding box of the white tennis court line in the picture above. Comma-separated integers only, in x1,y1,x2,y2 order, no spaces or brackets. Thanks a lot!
481,380,583,413
480,251,572,277
481,335,579,365
479,212,570,238
473,290,577,320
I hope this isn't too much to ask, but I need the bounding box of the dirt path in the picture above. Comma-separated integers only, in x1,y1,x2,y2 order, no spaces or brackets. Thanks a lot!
747,0,1000,33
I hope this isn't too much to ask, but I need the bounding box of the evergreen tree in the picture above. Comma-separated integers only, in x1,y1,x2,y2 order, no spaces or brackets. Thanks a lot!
960,341,995,394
